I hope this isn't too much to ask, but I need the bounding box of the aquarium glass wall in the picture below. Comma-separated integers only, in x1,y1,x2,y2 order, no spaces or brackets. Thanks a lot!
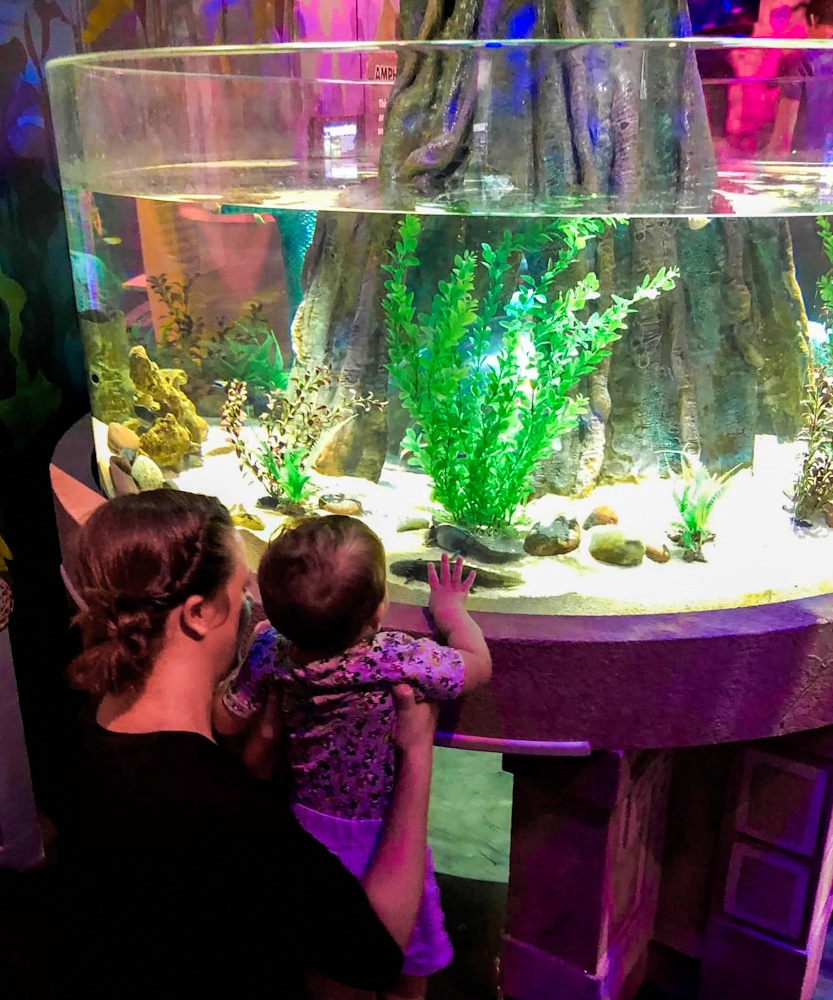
46,40,833,615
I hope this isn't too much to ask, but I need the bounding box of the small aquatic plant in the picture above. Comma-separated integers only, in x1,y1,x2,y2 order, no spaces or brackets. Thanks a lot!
383,215,678,532
213,305,289,394
794,369,833,521
793,218,833,522
148,278,287,392
668,454,738,562
221,366,382,505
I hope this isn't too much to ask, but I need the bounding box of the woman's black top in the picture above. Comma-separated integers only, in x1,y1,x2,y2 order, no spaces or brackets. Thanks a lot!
56,724,403,998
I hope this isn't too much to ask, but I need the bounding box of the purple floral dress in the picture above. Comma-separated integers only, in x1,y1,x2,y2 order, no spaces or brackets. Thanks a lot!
222,625,465,820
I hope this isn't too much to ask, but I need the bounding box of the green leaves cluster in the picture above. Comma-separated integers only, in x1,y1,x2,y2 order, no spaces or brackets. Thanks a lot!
383,215,678,531
221,365,382,504
149,278,287,394
214,305,289,395
669,454,738,562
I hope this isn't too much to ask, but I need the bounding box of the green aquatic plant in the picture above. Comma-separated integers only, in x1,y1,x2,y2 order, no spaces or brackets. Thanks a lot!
147,273,215,367
212,305,289,394
383,215,678,532
668,454,738,562
793,218,833,521
148,277,287,393
794,369,833,521
221,366,382,504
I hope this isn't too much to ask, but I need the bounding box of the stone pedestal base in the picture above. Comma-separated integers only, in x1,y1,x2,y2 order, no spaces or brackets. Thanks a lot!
501,750,672,1000
700,730,833,1000
500,731,833,1000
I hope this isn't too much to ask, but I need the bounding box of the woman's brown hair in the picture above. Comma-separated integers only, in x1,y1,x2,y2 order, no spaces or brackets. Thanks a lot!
69,490,234,697
258,515,386,654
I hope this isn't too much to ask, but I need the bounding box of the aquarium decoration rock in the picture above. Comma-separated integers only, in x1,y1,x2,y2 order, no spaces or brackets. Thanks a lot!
130,454,165,492
79,310,136,424
228,505,265,532
236,528,268,574
313,410,391,483
583,507,619,531
130,347,208,441
524,518,581,557
383,215,677,532
429,524,525,564
318,495,363,516
397,517,431,533
128,346,207,471
589,528,646,567
138,414,193,473
107,421,141,454
109,456,139,497
645,544,672,564
390,559,523,591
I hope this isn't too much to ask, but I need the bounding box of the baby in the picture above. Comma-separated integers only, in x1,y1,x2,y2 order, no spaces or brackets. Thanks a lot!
213,515,491,999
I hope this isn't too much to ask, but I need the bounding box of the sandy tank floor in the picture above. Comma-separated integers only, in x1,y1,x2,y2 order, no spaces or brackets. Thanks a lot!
95,419,833,617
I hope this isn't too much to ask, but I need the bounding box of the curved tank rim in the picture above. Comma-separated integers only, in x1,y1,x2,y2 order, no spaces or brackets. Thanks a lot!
386,590,833,645
45,35,833,75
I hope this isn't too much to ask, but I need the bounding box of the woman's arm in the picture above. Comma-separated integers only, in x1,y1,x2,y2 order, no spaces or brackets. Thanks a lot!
268,686,439,989
359,685,437,948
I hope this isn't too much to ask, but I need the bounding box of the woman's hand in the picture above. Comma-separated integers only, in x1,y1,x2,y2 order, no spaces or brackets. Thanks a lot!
392,684,438,754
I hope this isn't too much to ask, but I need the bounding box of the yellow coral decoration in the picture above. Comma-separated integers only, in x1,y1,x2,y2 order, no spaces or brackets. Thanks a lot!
0,533,12,574
82,0,133,44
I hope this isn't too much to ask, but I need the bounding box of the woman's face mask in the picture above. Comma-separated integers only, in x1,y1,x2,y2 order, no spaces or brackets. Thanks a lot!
236,592,254,651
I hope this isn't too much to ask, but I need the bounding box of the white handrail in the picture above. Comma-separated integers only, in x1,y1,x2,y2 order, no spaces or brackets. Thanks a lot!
435,731,591,756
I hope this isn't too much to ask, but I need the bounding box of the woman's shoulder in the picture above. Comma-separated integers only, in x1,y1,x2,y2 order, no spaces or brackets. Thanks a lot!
75,725,265,816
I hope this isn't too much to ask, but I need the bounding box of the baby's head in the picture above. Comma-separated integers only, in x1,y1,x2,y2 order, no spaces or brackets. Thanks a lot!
258,515,387,655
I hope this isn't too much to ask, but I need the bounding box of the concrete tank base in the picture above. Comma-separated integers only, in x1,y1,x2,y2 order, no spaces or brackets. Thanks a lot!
51,419,833,1000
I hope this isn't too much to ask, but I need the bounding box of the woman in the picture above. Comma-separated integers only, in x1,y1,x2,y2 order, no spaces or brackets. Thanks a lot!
56,490,438,999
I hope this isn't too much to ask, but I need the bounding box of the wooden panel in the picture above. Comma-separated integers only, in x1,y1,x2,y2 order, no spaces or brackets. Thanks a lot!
735,749,826,857
724,843,810,941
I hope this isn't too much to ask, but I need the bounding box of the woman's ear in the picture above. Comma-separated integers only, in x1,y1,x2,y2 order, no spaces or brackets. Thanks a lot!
180,592,228,638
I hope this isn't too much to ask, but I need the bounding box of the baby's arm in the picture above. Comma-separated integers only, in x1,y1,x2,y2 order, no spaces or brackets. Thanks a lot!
427,553,491,693
212,621,276,738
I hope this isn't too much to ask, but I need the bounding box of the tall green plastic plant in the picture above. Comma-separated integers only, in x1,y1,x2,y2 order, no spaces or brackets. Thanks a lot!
383,216,678,531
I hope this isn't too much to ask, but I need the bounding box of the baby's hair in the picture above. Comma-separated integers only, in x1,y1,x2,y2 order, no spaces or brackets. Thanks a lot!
68,490,235,698
258,515,386,655
806,0,833,25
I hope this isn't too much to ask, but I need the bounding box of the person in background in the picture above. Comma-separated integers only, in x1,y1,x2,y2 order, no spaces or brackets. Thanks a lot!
214,515,492,1000
767,0,833,159
57,491,439,999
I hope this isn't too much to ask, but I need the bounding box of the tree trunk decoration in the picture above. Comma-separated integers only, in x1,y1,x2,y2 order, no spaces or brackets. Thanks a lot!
302,0,807,494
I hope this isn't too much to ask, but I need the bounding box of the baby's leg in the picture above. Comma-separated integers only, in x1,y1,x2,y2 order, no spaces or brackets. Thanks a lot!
382,973,427,1000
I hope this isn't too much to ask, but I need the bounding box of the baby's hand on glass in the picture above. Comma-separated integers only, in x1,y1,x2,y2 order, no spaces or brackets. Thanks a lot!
427,552,475,633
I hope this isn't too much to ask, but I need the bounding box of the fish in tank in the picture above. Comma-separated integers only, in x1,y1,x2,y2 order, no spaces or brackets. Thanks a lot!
45,40,833,616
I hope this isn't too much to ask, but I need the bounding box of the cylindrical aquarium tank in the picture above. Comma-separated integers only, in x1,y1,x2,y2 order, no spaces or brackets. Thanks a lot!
44,40,833,620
